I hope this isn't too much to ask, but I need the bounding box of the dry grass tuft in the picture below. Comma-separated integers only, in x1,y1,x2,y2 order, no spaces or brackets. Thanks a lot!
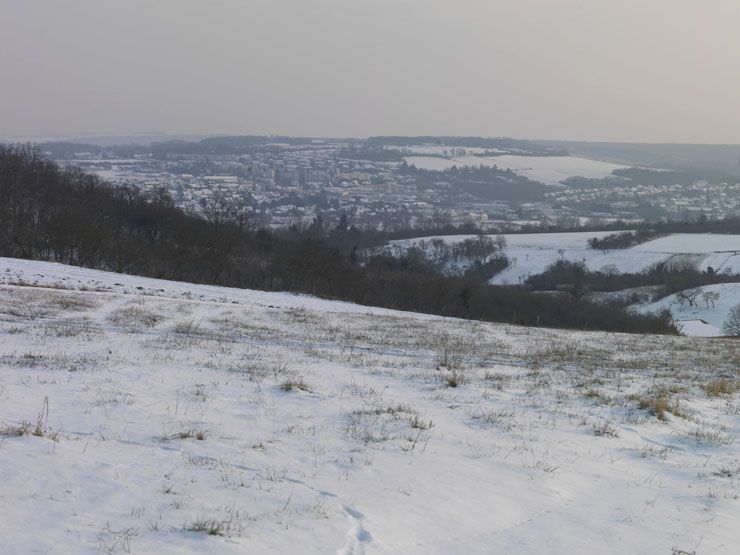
171,429,206,441
635,391,684,421
108,306,163,330
0,396,57,440
444,367,466,388
183,507,244,537
280,378,311,392
591,420,619,438
703,378,740,397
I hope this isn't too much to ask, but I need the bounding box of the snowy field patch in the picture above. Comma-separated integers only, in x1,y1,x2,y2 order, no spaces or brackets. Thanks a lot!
391,232,740,288
637,282,740,336
388,233,740,336
403,155,628,184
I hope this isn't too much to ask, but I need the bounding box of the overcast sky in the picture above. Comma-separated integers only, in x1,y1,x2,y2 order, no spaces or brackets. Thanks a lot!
3,0,740,143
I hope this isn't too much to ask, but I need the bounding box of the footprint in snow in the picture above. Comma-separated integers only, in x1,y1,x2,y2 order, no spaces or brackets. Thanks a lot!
338,504,372,555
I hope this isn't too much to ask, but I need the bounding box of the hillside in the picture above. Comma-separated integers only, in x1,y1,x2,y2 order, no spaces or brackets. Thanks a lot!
389,232,740,336
391,232,740,286
0,145,675,335
637,283,740,337
402,154,627,185
535,140,740,178
0,258,738,554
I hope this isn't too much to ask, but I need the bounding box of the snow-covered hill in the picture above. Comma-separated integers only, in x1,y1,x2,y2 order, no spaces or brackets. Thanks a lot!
0,258,738,554
402,155,627,185
391,232,740,286
636,282,740,337
390,232,740,337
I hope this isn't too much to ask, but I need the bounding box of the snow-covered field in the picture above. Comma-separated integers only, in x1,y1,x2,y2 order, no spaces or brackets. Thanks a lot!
637,282,740,337
0,258,738,554
391,232,740,286
390,232,740,336
403,155,627,185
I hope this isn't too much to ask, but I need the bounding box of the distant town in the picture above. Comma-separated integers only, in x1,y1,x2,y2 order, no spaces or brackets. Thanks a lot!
43,136,740,231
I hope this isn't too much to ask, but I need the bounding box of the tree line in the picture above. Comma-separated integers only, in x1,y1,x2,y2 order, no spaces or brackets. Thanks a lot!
526,259,739,299
588,230,667,250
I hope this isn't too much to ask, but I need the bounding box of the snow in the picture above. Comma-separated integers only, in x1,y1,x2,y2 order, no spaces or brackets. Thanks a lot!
0,257,433,320
392,230,619,251
633,235,740,275
0,258,738,554
402,155,627,185
389,232,740,336
637,282,740,336
676,320,723,337
632,234,740,254
92,170,121,180
391,232,740,287
500,231,617,249
486,232,668,285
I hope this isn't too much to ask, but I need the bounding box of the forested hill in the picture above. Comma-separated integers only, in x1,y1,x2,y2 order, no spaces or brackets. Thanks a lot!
0,145,675,334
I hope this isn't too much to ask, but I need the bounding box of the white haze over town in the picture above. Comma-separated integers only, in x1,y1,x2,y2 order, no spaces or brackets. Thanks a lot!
3,0,740,143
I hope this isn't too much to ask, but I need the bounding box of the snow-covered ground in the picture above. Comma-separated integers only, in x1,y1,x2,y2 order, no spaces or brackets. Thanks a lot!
631,235,740,275
390,232,740,336
391,232,740,286
0,258,738,554
403,155,627,184
630,234,740,254
637,282,740,337
674,319,724,337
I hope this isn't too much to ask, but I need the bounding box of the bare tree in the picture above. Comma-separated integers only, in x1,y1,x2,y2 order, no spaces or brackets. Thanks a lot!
600,264,618,277
723,304,740,336
701,290,720,309
676,288,700,308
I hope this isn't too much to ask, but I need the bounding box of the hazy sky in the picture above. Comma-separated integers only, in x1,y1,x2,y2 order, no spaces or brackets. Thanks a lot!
3,0,740,142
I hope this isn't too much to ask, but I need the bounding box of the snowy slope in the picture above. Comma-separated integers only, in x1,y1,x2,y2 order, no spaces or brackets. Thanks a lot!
391,232,740,285
0,257,432,319
632,234,740,254
0,259,738,554
632,235,740,274
675,320,724,337
637,282,740,337
402,155,627,184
